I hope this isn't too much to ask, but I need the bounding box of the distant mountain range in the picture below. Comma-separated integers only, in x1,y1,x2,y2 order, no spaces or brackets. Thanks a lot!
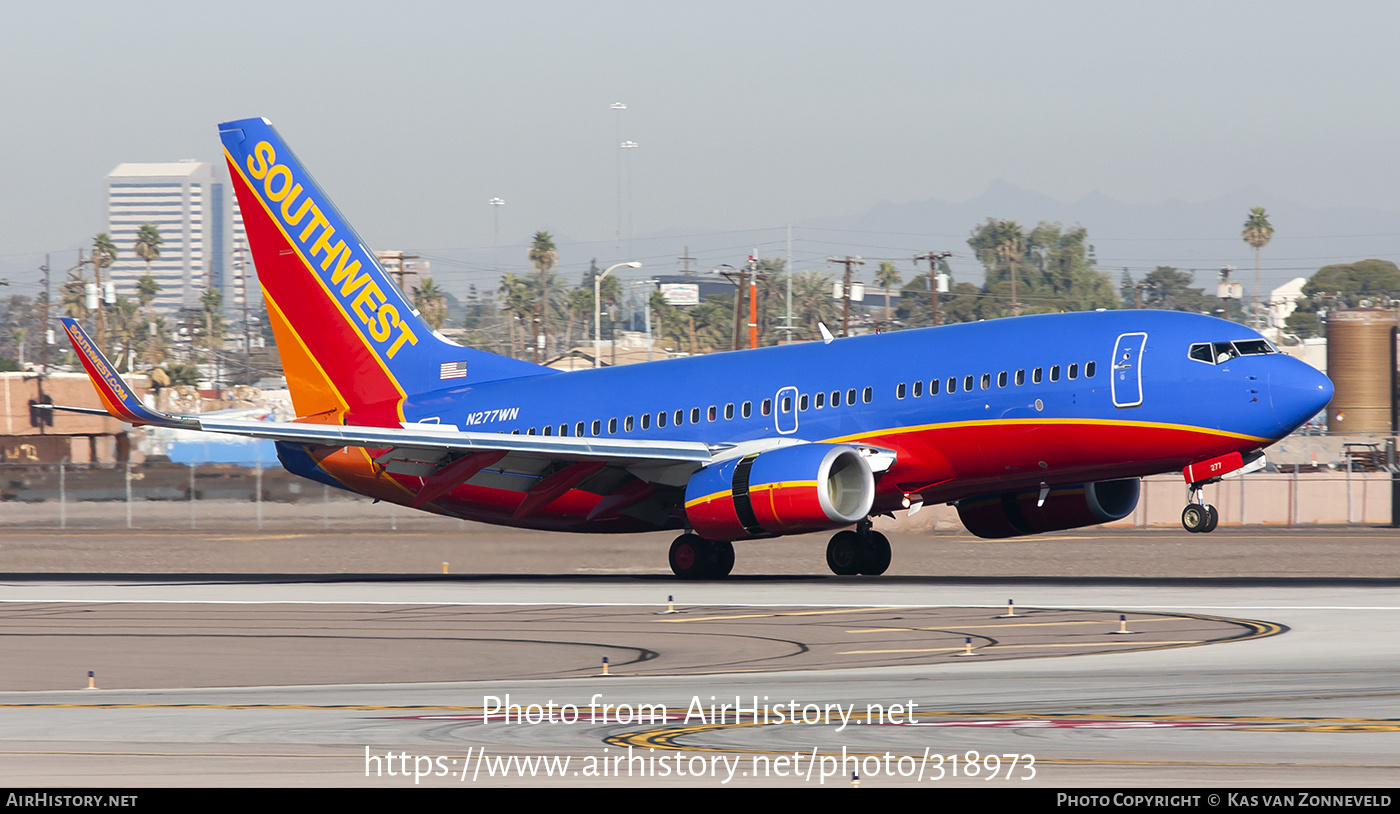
796,180,1400,293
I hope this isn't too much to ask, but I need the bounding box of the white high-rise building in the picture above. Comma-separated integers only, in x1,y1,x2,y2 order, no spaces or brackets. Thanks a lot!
104,161,258,317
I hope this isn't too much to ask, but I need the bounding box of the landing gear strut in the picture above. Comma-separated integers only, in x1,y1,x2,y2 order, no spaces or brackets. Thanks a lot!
826,519,892,576
1181,486,1219,533
668,533,735,579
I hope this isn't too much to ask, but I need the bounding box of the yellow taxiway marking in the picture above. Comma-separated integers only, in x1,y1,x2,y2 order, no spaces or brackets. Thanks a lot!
839,641,1200,655
663,607,912,623
849,618,1177,633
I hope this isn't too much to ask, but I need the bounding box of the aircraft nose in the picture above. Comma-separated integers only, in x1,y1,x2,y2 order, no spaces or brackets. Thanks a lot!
1268,358,1334,436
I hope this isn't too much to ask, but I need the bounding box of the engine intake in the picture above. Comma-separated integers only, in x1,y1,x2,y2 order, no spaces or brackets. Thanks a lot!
684,444,875,540
956,479,1140,539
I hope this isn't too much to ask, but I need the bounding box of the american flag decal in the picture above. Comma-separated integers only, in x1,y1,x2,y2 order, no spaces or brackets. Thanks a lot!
439,361,468,380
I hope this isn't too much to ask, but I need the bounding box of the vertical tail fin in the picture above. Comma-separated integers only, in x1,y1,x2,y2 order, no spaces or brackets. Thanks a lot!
218,117,547,424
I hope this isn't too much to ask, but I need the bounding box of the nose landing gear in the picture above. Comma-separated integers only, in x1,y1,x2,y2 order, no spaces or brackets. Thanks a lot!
826,519,892,575
1181,486,1219,533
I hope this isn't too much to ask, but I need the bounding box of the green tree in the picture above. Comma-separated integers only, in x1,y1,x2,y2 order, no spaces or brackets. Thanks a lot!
1287,258,1400,338
133,223,162,279
412,277,449,330
527,231,558,360
969,220,1117,318
874,261,902,324
91,233,118,349
1242,207,1274,316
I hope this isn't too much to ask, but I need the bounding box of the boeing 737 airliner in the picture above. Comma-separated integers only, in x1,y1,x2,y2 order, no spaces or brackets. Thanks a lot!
55,118,1335,578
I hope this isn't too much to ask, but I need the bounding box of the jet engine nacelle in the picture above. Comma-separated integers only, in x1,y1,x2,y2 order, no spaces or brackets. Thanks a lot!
684,443,875,540
956,479,1140,539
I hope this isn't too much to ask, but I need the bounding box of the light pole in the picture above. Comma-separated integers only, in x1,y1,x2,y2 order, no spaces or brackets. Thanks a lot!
611,102,626,252
596,261,641,368
488,197,504,273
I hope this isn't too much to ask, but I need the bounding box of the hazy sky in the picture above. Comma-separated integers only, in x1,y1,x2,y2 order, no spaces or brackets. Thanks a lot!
3,1,1399,290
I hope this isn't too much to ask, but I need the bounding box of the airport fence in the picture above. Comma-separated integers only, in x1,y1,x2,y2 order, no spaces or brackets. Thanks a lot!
0,462,463,531
0,461,1394,531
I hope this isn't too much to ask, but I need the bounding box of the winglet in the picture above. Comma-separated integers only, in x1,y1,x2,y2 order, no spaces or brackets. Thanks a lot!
59,318,193,428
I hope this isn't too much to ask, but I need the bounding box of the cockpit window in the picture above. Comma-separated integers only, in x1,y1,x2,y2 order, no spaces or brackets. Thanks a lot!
1233,339,1276,356
1190,339,1277,365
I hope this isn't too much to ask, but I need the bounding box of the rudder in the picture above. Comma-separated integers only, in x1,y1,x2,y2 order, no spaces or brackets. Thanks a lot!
218,117,548,425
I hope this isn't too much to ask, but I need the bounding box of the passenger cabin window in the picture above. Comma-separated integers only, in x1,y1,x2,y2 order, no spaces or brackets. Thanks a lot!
1086,361,1096,377
543,426,552,436
691,407,701,424
815,392,825,409
677,409,686,425
1015,369,1025,385
625,416,634,432
929,379,940,395
1068,363,1078,380
762,399,772,415
576,421,585,437
1050,365,1061,382
897,383,906,400
997,371,1008,387
980,373,990,390
526,428,535,435
830,390,840,406
847,388,857,405
799,394,809,411
707,406,717,422
608,418,618,434
742,401,752,418
512,429,520,435
912,381,922,398
1033,367,1043,384
946,377,956,394
657,411,667,428
863,387,873,403
724,403,734,420
781,396,792,413
641,413,650,430
559,424,568,436
591,420,601,436
963,375,974,392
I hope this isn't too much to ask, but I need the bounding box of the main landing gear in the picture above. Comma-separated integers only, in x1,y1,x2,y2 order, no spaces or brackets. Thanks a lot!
1181,486,1219,533
668,533,735,580
825,519,891,576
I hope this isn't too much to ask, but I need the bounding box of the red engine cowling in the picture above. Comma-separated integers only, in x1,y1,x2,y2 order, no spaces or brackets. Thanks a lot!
684,443,875,540
956,479,1140,539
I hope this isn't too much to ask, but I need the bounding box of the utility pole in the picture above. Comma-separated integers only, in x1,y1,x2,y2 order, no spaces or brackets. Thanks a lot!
828,255,864,337
914,251,952,326
713,263,749,351
38,255,50,434
236,241,251,384
678,246,696,283
747,252,759,349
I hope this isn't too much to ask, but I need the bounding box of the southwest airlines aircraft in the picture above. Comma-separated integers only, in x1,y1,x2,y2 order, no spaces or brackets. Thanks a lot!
56,118,1335,579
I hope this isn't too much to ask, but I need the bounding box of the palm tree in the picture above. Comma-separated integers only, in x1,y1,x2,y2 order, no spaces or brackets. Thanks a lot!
527,231,558,361
993,221,1025,316
133,223,162,280
91,233,118,348
412,278,449,330
875,261,902,325
498,272,535,359
1242,207,1274,323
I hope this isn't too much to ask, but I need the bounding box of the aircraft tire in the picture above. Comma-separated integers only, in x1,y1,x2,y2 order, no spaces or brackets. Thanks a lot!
859,531,892,576
827,530,863,576
669,534,715,580
1181,504,1208,533
711,540,735,578
1202,504,1219,533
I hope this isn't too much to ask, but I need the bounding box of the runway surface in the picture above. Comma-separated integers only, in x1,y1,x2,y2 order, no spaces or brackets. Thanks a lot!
1,577,1397,787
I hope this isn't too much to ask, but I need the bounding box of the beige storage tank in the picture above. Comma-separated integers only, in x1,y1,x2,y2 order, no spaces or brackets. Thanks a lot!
1325,307,1398,432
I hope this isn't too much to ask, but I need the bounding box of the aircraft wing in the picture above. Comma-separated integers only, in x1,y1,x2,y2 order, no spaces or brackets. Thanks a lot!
55,316,711,462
